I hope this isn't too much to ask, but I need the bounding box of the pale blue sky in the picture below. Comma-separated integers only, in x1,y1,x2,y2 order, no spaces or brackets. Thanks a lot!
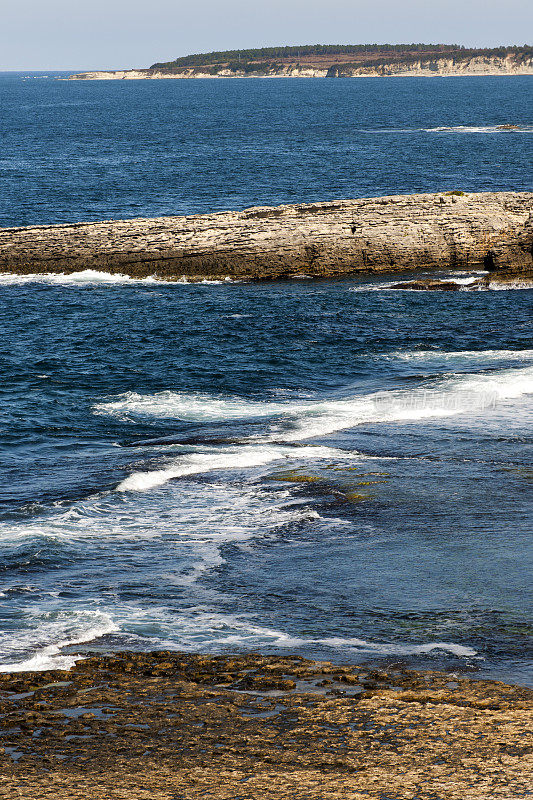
1,0,532,71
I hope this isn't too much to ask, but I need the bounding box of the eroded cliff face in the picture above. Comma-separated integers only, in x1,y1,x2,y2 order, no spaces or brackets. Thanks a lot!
333,54,533,77
68,54,533,80
1,193,532,282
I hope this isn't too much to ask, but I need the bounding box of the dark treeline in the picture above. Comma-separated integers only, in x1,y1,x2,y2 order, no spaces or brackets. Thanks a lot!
151,44,532,70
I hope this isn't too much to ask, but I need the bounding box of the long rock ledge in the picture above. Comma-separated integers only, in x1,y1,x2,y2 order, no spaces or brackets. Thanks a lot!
1,192,532,282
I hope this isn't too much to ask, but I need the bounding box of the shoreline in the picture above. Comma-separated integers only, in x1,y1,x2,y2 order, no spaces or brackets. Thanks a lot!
1,192,532,284
1,650,531,799
66,70,533,80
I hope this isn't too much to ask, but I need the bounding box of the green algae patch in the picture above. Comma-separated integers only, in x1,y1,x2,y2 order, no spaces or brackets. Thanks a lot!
341,491,370,503
267,470,321,484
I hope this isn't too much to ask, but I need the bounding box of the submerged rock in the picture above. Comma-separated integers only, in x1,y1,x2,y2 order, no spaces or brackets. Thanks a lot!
388,279,463,290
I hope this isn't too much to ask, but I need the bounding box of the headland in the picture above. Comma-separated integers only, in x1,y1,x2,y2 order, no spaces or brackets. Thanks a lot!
1,191,532,285
1,651,531,799
67,44,533,80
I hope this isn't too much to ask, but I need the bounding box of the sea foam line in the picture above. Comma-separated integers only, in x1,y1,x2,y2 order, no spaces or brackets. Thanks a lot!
130,611,479,659
116,444,357,492
97,362,533,491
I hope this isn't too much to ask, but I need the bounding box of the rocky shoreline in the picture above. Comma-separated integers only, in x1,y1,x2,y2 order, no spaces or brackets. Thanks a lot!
1,192,532,284
1,651,531,799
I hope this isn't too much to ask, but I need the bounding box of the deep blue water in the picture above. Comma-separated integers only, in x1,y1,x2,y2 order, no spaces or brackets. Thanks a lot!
0,74,532,684
0,72,532,226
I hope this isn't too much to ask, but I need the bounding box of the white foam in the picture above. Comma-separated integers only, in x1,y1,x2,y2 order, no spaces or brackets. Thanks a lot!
389,348,533,363
0,270,168,285
117,444,354,492
0,270,240,286
312,637,477,657
352,275,533,292
363,125,533,135
488,279,533,291
125,611,478,659
0,482,321,670
98,363,533,468
423,125,533,134
94,391,309,421
0,611,118,673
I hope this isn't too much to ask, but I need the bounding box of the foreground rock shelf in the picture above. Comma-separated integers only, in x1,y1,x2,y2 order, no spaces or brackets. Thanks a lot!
1,652,531,799
1,192,532,283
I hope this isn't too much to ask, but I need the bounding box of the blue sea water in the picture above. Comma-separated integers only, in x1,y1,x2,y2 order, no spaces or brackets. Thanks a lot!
0,74,532,684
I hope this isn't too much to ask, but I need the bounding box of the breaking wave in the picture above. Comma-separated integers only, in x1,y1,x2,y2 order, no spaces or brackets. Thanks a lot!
0,611,118,673
116,444,357,492
97,362,533,488
0,271,236,286
364,125,533,135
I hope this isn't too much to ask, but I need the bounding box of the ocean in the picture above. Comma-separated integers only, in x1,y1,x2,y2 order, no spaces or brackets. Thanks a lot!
0,73,532,685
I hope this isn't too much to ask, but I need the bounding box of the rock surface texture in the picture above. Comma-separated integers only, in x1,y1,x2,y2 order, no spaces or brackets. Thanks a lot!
0,652,531,800
1,192,532,282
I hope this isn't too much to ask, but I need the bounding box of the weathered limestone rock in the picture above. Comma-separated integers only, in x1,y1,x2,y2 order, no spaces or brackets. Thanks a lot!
1,192,532,282
68,53,533,80
484,212,533,280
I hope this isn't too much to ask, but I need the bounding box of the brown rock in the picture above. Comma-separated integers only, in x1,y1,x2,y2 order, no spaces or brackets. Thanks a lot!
388,279,462,290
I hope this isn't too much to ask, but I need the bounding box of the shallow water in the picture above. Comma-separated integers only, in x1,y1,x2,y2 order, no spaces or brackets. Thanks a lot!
0,74,532,683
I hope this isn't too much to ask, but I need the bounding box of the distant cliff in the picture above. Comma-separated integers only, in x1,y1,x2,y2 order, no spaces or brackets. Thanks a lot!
68,44,533,80
1,193,532,283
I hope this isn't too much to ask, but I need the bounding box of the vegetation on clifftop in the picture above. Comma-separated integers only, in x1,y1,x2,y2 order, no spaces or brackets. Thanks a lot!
151,43,533,71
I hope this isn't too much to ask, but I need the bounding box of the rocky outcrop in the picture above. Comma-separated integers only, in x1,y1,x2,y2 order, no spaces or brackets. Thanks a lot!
388,279,463,290
1,192,532,282
0,651,532,799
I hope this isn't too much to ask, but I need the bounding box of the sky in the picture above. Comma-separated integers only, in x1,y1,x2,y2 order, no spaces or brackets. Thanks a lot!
1,0,532,71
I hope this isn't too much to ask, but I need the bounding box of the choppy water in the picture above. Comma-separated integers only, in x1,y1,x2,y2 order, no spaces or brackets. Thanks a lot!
0,74,532,684
0,72,532,226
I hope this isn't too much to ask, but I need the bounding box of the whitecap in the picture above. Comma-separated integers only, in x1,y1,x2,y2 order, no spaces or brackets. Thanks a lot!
0,611,118,673
98,363,533,459
117,444,356,492
0,270,168,285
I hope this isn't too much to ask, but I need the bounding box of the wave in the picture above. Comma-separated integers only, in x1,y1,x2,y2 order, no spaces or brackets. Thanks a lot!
363,125,533,134
122,611,478,660
0,271,236,286
98,362,533,450
0,270,167,285
116,444,356,492
94,391,319,422
423,125,533,134
0,481,322,670
352,278,532,292
0,610,118,673
389,348,533,363
486,279,533,291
